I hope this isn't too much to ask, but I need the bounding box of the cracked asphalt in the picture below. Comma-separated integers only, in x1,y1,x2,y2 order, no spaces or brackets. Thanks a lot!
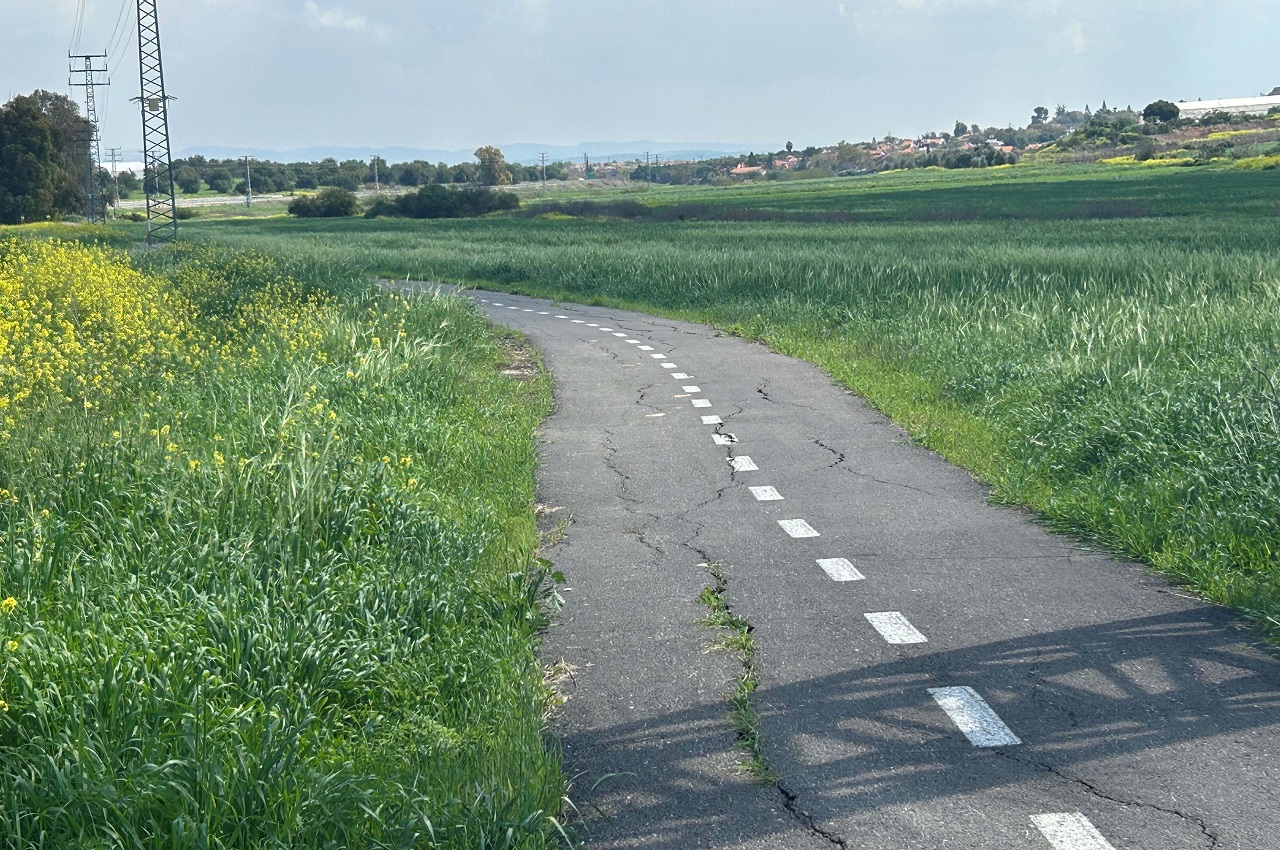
409,284,1280,850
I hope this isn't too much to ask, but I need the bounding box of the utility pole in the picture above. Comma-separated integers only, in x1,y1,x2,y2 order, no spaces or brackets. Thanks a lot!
134,0,178,243
69,52,108,224
539,152,548,191
373,157,380,192
106,147,123,214
242,156,254,207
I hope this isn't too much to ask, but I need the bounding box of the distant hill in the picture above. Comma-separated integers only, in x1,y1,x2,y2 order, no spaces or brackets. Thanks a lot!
178,141,769,166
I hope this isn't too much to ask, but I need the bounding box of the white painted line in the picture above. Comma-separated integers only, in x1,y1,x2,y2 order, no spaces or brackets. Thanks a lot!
571,319,585,323
538,311,549,315
613,332,627,337
816,558,864,581
682,386,701,393
750,486,784,501
713,434,738,445
671,373,691,380
556,315,568,319
865,612,928,644
586,323,599,327
600,328,613,332
524,309,534,312
638,345,654,351
508,306,520,310
927,687,1022,747
692,399,712,408
729,456,758,472
779,519,819,538
492,303,504,306
702,415,723,425
1031,814,1116,850
626,339,641,344
662,363,677,369
651,353,667,359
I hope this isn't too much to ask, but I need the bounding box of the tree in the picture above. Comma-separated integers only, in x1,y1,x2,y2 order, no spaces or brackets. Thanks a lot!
205,169,232,193
173,165,201,194
1142,100,1180,124
116,170,141,198
745,151,760,167
474,146,512,186
0,97,60,223
785,141,793,153
954,120,968,136
1031,106,1050,126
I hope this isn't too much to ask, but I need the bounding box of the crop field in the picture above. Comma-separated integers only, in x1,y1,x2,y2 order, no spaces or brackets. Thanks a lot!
0,234,564,848
192,163,1280,634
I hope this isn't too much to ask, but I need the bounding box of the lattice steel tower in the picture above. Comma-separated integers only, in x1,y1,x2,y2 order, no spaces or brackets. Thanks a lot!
135,0,177,242
69,53,108,224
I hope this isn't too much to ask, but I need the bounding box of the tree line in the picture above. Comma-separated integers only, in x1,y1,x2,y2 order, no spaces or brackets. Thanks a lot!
0,91,99,224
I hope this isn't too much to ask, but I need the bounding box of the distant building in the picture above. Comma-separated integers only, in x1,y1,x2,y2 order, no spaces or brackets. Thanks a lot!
1176,94,1280,120
730,163,765,176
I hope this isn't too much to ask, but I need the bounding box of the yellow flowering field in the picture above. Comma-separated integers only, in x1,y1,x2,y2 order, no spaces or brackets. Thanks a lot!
0,235,563,848
0,238,202,438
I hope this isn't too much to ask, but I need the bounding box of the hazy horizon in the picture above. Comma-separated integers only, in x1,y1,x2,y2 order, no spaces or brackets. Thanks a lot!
4,0,1277,158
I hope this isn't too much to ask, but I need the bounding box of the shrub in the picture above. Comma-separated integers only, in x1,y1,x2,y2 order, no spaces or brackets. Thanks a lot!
364,185,519,220
287,187,359,218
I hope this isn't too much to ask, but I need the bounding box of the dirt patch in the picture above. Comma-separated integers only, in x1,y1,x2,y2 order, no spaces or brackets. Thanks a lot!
497,334,542,381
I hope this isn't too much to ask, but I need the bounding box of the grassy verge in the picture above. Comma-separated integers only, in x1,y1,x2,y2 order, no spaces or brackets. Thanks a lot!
186,163,1280,636
0,234,564,848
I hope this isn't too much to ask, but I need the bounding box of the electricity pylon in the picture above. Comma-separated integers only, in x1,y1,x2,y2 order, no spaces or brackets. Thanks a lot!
134,0,177,243
69,52,108,224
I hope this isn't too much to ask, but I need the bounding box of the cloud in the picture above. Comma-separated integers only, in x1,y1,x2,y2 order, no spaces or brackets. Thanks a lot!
304,2,366,31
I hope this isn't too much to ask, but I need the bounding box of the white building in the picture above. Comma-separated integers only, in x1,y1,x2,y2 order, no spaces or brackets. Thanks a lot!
1175,95,1280,121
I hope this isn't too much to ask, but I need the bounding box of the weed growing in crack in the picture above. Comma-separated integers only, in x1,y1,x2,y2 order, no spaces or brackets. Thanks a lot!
696,563,777,784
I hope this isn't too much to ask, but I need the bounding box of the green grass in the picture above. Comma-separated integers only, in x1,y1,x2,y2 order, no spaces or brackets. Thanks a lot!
0,238,565,848
186,162,1280,636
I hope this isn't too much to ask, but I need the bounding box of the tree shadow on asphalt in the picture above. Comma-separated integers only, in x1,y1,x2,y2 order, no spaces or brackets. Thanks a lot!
560,606,1280,848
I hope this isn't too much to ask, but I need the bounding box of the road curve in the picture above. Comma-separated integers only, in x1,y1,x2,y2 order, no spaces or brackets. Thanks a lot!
420,284,1280,850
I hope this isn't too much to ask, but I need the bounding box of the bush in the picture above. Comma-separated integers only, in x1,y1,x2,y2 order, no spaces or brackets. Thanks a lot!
364,185,519,220
287,187,359,218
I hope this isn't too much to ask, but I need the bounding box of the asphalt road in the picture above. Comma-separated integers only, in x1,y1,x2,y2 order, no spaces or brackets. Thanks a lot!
422,285,1280,850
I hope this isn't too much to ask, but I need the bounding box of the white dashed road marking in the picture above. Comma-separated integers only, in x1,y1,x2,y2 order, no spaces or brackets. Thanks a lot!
493,303,504,306
750,486,783,501
586,323,598,327
600,328,613,331
816,558,864,581
639,345,654,351
626,339,641,344
692,399,712,408
779,519,820,538
713,434,738,445
524,309,534,312
864,612,928,644
538,311,549,315
651,353,667,359
572,319,585,323
1031,814,1116,850
682,386,701,393
729,456,758,472
613,332,627,337
928,687,1022,747
702,415,723,425
662,363,677,369
672,373,691,380
556,315,568,319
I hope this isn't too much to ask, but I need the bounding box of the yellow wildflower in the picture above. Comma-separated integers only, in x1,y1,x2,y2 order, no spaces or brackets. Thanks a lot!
0,700,8,713
1,597,16,614
188,459,200,471
5,640,16,651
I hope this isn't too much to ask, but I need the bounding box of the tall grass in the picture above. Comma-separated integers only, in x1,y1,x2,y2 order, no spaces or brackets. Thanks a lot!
190,165,1280,631
0,237,563,848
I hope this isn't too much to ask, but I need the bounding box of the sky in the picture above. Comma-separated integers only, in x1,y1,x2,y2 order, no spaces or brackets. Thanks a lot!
3,0,1277,159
